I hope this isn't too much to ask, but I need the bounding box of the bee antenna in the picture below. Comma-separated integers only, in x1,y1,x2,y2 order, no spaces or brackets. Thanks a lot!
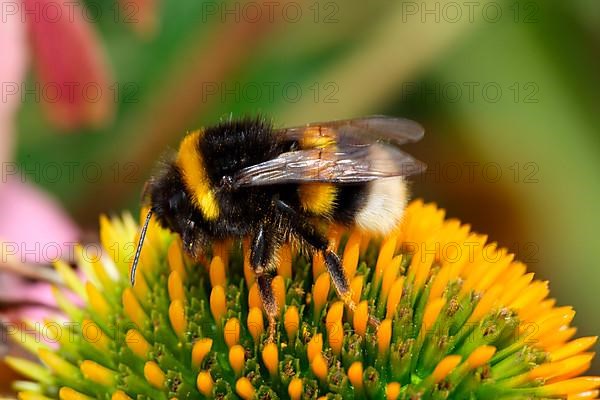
130,209,153,285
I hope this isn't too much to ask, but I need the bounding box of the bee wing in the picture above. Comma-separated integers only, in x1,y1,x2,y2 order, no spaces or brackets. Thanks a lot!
233,116,425,187
281,115,424,146
232,143,426,187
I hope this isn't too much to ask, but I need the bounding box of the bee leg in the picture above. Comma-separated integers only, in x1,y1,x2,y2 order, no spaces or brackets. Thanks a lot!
276,200,380,329
322,248,380,329
256,273,277,343
250,225,280,343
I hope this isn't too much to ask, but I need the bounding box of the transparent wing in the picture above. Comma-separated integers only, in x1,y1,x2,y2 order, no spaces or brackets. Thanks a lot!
232,143,425,187
281,115,424,147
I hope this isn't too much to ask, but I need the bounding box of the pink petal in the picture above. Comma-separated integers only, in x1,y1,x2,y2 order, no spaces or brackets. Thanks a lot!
25,0,114,130
0,175,79,264
1,306,60,324
0,1,28,164
0,274,57,306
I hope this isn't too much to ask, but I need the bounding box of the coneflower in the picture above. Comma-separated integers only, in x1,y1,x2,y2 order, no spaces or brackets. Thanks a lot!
5,200,599,399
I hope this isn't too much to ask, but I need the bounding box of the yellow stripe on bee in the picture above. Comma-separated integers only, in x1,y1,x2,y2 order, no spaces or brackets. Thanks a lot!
299,183,337,216
298,126,337,215
176,130,219,220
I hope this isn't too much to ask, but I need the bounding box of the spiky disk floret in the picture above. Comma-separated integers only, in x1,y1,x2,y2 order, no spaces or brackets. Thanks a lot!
5,201,599,400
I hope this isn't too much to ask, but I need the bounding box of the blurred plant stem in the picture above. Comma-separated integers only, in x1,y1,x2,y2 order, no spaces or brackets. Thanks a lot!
72,0,285,224
277,0,483,125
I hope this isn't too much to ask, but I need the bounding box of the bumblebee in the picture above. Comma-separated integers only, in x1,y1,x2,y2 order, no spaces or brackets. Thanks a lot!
131,115,425,340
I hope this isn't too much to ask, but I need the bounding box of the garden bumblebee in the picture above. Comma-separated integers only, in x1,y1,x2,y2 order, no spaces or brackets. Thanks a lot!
131,116,425,340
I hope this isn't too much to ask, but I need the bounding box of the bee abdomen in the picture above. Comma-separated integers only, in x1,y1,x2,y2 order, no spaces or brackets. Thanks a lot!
332,178,408,235
355,177,408,234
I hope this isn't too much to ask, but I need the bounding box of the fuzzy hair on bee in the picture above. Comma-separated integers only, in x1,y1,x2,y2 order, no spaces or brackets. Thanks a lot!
131,115,425,341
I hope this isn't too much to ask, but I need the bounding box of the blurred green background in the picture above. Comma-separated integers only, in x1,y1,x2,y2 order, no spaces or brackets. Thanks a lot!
8,0,600,372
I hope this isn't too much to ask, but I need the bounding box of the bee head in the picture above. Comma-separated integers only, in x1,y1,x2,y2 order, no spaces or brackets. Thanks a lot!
133,163,200,284
144,163,210,253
